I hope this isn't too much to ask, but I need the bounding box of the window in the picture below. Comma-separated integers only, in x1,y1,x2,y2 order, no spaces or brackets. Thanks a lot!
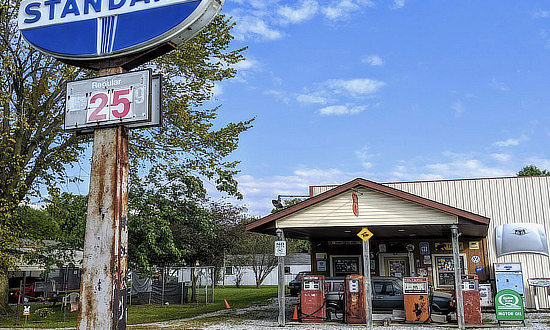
284,266,290,274
225,267,233,276
432,254,467,289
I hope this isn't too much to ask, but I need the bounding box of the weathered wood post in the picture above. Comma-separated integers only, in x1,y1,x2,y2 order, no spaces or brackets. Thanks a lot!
78,66,129,330
451,224,465,330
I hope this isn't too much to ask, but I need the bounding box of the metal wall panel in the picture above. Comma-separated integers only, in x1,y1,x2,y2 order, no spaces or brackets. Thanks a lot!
385,176,550,309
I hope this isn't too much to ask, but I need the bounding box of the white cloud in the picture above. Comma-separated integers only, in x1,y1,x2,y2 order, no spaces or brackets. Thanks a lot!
233,58,260,71
278,0,318,24
533,10,550,18
392,0,405,9
297,94,328,104
236,168,352,215
263,89,291,103
355,146,374,169
491,153,511,162
319,104,366,115
233,16,283,41
322,0,373,21
425,159,512,178
326,78,385,96
362,55,384,66
212,84,223,97
451,101,464,117
490,78,510,92
493,136,527,147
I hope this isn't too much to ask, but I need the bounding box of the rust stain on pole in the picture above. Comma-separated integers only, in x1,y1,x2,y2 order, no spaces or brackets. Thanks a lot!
77,67,129,330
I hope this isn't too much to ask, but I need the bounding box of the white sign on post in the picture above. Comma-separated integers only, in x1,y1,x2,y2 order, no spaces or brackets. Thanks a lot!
274,241,286,257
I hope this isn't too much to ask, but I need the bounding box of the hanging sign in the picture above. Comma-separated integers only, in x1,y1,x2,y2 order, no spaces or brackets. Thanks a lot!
65,69,157,131
351,192,359,216
18,0,223,61
495,289,525,321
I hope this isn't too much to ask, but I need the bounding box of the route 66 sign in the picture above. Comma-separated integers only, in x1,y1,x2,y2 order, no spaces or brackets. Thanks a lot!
274,241,286,257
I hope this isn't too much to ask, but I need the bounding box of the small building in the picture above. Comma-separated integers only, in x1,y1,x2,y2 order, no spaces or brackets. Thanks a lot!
223,253,311,286
246,176,550,310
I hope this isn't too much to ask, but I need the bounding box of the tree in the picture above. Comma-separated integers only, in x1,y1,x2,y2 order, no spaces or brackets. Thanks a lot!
517,165,550,176
1,0,251,310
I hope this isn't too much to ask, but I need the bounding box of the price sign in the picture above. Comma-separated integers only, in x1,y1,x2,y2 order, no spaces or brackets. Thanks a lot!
274,241,286,257
65,69,153,131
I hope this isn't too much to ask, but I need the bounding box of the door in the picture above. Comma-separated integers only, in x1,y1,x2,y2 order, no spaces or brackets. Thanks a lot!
384,257,409,278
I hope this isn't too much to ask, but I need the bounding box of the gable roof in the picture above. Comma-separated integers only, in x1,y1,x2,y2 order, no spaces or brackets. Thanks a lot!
246,178,489,233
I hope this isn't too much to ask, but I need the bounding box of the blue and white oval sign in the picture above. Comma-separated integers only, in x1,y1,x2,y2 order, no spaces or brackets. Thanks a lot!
18,0,223,60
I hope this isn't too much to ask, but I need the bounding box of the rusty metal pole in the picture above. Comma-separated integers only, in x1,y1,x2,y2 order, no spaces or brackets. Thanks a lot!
77,67,129,330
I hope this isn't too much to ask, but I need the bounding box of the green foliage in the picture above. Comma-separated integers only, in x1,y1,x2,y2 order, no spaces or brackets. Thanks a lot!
517,165,550,176
1,0,251,307
128,172,249,274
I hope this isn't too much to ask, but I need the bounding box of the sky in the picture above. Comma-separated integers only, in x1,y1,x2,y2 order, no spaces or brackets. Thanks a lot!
61,0,550,216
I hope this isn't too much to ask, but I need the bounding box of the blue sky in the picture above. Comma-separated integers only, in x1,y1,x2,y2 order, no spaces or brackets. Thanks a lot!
210,0,550,214
59,1,550,215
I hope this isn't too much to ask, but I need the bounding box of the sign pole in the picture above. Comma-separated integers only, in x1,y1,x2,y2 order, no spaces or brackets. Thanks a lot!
78,67,129,330
359,228,373,329
451,225,465,330
276,229,285,326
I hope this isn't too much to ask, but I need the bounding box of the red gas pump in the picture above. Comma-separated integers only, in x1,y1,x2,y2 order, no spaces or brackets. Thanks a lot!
461,274,482,324
300,275,326,323
344,274,366,324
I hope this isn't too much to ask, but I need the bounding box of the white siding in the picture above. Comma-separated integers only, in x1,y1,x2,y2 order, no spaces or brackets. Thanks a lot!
386,176,550,309
277,186,457,228
223,265,310,286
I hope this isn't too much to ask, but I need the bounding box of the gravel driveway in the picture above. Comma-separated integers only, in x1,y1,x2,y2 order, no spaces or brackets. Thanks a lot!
129,295,550,330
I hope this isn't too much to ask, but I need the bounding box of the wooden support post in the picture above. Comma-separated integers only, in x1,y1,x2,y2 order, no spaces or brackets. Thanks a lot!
451,225,465,330
362,229,373,329
276,229,285,326
78,67,129,330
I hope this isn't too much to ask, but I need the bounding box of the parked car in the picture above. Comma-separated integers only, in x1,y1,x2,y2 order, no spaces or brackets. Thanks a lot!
288,271,311,296
325,276,455,316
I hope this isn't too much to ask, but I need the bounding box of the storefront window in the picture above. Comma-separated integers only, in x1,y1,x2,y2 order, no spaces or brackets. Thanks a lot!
433,254,467,289
332,256,360,276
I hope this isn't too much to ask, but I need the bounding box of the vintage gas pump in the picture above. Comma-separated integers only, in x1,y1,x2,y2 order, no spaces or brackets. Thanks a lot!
462,274,482,324
344,275,366,324
300,275,326,323
403,277,430,323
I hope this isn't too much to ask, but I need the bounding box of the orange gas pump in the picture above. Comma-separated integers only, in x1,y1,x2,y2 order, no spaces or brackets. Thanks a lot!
344,275,366,324
300,275,326,323
461,274,482,324
403,277,430,323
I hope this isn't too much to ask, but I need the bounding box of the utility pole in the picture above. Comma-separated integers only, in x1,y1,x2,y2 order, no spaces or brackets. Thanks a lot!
78,67,129,330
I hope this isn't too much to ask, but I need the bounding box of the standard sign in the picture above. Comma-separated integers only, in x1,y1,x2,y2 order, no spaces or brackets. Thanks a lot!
274,241,286,257
18,0,223,61
65,69,153,130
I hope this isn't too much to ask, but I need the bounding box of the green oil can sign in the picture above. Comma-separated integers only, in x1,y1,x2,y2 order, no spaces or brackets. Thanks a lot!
495,289,524,321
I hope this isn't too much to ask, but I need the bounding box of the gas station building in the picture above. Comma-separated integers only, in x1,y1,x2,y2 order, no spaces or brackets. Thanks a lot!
246,176,550,317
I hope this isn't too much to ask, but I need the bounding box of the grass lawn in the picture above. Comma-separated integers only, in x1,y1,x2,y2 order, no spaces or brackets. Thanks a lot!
0,286,278,328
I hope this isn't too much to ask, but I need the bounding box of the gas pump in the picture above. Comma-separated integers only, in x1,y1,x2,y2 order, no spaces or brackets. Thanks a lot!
300,275,326,323
344,275,366,324
462,274,482,324
403,277,430,323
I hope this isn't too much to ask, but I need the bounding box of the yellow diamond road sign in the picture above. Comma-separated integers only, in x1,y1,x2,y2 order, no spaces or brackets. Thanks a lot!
357,228,373,241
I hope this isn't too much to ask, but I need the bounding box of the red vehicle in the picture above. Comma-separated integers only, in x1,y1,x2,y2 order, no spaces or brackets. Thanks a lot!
9,284,37,302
